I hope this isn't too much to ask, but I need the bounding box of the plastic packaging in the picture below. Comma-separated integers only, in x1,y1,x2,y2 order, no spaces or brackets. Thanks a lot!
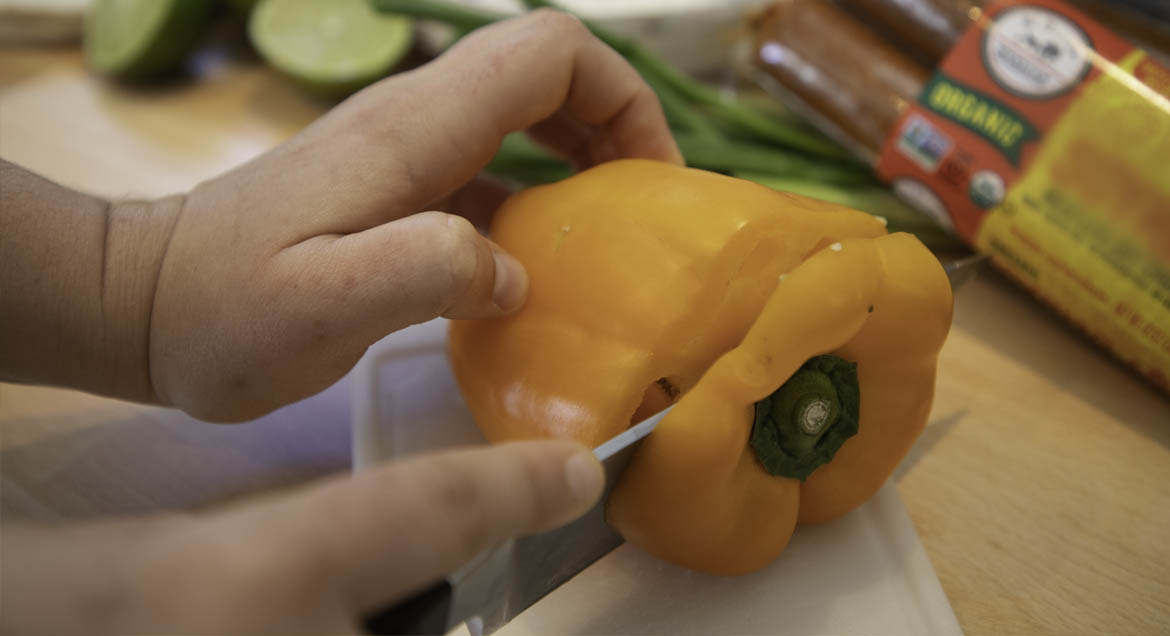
749,0,1170,392
839,0,986,61
748,1,930,162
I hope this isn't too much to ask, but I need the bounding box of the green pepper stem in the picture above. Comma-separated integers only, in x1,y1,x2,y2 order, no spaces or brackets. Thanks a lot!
750,355,860,481
797,397,832,435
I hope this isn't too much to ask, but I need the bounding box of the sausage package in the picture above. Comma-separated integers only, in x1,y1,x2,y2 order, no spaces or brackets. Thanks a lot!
750,0,1170,393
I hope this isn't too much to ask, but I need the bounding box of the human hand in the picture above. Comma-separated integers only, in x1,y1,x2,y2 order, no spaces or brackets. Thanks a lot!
146,10,680,421
0,440,605,634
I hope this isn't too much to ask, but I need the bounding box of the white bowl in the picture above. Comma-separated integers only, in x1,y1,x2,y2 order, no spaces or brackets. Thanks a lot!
417,0,772,74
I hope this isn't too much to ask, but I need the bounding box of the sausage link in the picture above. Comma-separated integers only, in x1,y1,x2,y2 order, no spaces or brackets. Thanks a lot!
750,0,932,159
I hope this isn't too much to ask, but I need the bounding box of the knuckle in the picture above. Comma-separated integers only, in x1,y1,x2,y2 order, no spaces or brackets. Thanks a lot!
172,375,266,424
207,510,332,609
430,463,483,513
636,80,659,105
514,451,560,530
380,147,423,205
528,8,586,38
261,547,331,606
423,461,493,554
397,212,480,317
428,213,483,313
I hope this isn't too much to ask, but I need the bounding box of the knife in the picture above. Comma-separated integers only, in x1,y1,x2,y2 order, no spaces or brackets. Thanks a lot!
363,251,987,635
941,252,989,289
362,406,673,636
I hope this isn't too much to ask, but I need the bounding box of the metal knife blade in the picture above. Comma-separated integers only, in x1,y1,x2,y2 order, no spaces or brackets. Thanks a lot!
363,406,674,636
494,406,668,633
942,252,990,290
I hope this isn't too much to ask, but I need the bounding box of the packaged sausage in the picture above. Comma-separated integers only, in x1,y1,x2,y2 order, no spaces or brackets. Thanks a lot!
749,1,930,163
750,0,1170,392
837,0,987,62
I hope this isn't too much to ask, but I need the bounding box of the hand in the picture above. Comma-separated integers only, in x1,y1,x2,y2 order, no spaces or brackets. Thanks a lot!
0,440,605,634
148,10,681,421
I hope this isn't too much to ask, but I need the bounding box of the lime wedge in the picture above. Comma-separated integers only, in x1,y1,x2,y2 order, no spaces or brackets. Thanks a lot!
84,0,214,79
249,0,413,97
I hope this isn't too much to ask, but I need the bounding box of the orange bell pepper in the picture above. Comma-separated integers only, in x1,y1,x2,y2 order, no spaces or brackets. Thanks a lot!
448,159,953,575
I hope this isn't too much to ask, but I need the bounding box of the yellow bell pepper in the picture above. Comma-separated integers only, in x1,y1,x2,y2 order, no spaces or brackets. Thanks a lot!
448,159,953,575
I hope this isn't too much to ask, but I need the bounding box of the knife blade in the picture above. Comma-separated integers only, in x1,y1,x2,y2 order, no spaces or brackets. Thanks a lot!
942,252,989,289
363,406,674,636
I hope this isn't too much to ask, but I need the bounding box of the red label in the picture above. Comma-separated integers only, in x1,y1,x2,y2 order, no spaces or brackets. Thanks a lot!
876,0,1152,244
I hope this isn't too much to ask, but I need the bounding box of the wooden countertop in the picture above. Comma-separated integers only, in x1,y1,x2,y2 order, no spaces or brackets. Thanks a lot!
2,46,1168,635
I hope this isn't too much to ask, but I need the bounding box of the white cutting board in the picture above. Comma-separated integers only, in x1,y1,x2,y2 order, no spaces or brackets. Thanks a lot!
351,319,961,636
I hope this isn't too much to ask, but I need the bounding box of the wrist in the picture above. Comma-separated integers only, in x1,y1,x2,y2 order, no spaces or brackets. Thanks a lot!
97,195,184,404
0,162,183,402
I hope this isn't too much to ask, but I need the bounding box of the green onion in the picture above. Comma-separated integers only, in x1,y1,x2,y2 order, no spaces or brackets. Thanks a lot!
486,133,571,185
368,0,507,31
678,134,869,183
635,65,723,141
368,0,953,246
520,0,848,158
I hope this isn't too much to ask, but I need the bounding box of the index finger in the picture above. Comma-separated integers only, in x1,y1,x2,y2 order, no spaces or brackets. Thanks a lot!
259,440,605,614
327,10,681,228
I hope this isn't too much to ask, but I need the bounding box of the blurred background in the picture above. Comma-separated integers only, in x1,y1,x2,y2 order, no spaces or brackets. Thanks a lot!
4,0,1167,245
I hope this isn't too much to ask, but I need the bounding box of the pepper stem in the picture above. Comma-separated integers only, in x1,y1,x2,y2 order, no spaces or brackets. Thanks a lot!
797,397,832,435
750,355,860,481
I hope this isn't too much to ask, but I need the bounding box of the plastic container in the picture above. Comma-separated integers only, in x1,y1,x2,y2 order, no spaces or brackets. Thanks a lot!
748,0,1170,393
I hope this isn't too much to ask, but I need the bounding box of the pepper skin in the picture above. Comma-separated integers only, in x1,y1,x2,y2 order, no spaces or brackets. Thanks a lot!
607,232,953,575
449,159,886,445
448,159,952,575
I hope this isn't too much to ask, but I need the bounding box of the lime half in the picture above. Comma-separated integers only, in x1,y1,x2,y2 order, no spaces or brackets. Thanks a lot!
84,0,214,79
249,0,413,97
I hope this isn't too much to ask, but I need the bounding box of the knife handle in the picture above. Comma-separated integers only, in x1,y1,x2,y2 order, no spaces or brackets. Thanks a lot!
363,580,453,635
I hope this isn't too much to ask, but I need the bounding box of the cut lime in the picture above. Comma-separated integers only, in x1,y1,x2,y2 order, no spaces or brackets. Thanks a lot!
84,0,214,79
249,0,413,98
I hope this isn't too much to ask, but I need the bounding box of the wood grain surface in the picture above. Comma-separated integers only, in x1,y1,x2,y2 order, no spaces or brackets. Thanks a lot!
2,46,1168,635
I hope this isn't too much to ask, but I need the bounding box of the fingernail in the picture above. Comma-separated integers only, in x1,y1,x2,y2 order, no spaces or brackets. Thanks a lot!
492,251,528,312
564,449,604,505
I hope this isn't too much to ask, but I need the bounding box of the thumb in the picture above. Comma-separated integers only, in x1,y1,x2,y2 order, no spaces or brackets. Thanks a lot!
254,440,604,613
327,211,529,337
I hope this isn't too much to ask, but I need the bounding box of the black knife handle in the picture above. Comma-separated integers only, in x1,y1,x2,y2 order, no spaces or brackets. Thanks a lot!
363,580,452,635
